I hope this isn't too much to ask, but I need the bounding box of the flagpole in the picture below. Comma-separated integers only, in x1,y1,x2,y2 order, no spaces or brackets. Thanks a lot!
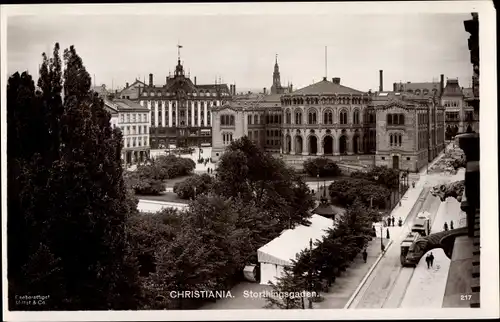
325,46,327,79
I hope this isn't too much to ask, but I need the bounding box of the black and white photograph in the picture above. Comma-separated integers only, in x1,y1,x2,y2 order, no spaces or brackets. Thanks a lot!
1,2,498,321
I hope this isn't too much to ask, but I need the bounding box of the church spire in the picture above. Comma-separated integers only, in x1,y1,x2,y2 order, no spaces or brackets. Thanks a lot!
271,54,282,94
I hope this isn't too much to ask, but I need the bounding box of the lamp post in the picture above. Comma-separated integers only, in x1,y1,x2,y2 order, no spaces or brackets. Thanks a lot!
317,173,320,197
380,224,384,252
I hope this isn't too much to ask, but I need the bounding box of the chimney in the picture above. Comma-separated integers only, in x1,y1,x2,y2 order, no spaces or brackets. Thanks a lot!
126,82,129,88
289,83,293,92
393,83,396,92
149,73,153,87
332,77,340,84
440,74,444,95
233,84,236,96
379,70,383,92
263,87,267,95
194,76,197,85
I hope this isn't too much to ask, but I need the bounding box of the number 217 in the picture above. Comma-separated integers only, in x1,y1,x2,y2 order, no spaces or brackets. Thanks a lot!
461,294,472,300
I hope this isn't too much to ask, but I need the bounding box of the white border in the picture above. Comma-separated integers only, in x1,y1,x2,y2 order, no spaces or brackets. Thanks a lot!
1,1,498,321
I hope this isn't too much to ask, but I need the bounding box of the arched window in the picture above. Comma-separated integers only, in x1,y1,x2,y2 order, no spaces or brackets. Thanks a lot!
254,115,258,124
353,110,360,124
295,111,302,125
248,114,252,125
398,134,402,146
323,110,333,124
399,114,405,125
308,110,317,124
390,134,393,146
340,110,348,125
286,110,291,124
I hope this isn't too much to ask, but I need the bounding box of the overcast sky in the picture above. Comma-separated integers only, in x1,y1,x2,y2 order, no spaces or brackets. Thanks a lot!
7,12,473,92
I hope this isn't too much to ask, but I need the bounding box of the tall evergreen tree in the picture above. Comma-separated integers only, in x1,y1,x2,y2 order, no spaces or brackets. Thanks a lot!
7,43,140,310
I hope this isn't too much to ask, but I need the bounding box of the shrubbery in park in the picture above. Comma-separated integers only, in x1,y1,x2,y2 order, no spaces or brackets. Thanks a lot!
7,43,141,309
173,173,213,199
303,157,342,178
123,154,196,195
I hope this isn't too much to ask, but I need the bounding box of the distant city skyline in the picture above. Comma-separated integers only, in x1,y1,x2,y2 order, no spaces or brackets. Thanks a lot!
7,10,474,93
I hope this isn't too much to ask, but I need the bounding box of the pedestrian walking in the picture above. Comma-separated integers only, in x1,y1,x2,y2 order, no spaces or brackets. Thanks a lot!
425,254,431,269
444,222,449,231
429,252,435,267
386,229,390,239
362,249,368,263
398,217,403,227
391,216,395,227
450,220,454,230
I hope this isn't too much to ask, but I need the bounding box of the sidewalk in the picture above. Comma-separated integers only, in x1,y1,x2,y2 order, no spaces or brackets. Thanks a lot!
313,237,389,309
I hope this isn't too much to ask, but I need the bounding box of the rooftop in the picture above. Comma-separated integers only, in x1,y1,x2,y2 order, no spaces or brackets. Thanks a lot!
107,98,149,111
290,78,365,96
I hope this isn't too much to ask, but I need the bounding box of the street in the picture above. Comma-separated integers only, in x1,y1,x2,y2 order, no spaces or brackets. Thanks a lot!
348,168,466,309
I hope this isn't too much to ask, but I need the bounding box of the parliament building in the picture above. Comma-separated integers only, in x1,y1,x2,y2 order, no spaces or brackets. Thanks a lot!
212,64,446,172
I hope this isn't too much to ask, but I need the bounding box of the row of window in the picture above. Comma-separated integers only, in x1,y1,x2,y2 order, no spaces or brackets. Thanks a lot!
418,113,429,125
281,96,366,106
284,109,372,125
222,133,233,145
387,113,405,126
220,114,235,126
446,112,460,121
120,113,148,124
143,91,229,97
443,100,460,107
143,100,218,109
248,130,260,142
389,133,403,147
267,129,281,137
120,125,148,136
151,110,211,127
406,88,436,95
124,136,149,148
267,139,281,146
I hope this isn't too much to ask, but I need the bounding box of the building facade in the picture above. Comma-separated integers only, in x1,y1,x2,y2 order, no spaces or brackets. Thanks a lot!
211,93,283,159
392,75,479,138
104,99,151,165
119,57,232,149
212,70,445,172
371,92,445,171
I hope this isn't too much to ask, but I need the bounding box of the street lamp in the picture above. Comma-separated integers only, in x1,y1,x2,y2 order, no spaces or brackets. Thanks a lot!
317,173,320,197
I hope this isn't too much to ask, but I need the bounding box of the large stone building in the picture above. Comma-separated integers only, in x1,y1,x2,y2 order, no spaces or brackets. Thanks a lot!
371,91,445,171
104,99,151,165
212,69,445,172
118,53,232,149
393,75,479,138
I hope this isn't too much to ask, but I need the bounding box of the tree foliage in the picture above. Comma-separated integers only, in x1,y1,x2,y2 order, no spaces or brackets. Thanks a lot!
350,166,400,190
214,136,314,230
7,43,141,310
303,157,342,178
173,173,213,199
275,200,374,302
328,178,390,209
